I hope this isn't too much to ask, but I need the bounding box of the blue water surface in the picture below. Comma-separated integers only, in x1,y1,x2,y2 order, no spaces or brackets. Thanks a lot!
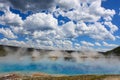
0,57,120,75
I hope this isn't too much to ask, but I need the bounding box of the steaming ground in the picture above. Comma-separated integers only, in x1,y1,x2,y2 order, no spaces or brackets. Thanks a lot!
0,48,120,75
0,48,104,64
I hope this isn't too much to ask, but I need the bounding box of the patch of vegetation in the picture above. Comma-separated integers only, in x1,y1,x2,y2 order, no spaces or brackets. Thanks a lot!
0,45,7,56
104,46,120,56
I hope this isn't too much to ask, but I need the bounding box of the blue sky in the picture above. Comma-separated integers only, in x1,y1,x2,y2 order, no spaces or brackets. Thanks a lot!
0,0,120,51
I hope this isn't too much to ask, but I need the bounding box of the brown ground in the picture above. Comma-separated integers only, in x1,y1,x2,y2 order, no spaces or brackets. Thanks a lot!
0,73,120,80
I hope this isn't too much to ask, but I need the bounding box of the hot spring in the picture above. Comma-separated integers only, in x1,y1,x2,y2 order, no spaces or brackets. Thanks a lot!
0,50,120,75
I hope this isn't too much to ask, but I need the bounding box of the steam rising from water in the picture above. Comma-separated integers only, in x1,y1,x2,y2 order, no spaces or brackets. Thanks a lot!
0,47,120,75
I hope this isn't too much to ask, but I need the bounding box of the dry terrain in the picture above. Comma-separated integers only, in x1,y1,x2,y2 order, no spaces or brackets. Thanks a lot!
0,73,120,80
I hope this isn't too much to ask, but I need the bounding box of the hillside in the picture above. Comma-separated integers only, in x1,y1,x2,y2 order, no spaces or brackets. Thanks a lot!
0,45,53,56
0,45,6,56
0,45,78,57
0,44,120,57
104,46,120,56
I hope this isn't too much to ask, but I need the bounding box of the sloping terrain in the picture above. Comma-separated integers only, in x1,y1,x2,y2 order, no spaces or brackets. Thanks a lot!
104,46,120,56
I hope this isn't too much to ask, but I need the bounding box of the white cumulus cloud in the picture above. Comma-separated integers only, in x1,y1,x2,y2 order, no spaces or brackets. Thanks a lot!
0,0,119,50
0,28,17,39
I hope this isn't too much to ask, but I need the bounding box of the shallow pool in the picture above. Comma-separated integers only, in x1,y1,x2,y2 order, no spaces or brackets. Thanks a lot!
0,55,120,75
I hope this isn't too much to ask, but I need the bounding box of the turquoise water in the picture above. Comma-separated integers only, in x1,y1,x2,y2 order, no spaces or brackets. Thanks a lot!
0,56,120,75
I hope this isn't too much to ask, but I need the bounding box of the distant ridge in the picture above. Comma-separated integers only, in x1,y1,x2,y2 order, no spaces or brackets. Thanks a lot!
0,44,80,56
104,46,120,56
0,44,120,57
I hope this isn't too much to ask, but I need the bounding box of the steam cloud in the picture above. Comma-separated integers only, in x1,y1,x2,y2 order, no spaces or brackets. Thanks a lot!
0,47,120,75
0,47,119,63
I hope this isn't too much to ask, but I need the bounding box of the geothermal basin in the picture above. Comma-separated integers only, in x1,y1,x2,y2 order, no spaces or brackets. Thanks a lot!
0,51,120,76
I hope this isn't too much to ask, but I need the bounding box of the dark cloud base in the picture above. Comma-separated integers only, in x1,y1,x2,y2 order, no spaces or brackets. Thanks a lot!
6,0,56,12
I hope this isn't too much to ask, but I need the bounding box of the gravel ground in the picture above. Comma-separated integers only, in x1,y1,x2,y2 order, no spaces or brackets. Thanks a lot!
0,73,120,80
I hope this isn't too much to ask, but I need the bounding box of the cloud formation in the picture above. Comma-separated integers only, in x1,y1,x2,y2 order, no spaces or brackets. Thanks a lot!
0,10,23,26
23,13,57,31
0,0,119,51
1,0,56,12
0,28,17,39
